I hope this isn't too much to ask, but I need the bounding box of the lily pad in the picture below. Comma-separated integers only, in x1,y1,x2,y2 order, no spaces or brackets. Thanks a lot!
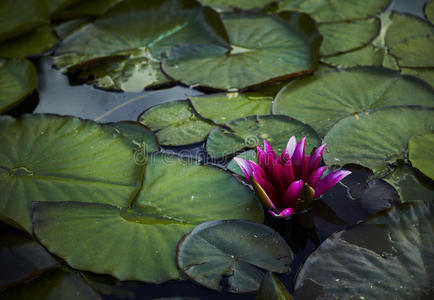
206,115,321,158
0,226,60,290
54,0,227,92
33,154,263,283
426,1,434,24
278,0,390,23
401,68,434,87
48,0,81,14
323,107,434,176
176,220,292,293
0,114,142,233
55,19,92,39
138,100,215,146
0,59,38,113
0,0,49,43
162,11,321,90
272,67,434,136
319,18,381,56
52,0,122,20
0,25,59,58
196,0,277,12
0,269,100,300
389,36,434,68
257,272,293,300
190,91,273,125
294,200,434,299
108,121,159,153
409,132,434,180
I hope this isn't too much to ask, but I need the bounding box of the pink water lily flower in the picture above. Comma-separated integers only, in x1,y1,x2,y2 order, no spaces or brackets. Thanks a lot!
234,136,351,219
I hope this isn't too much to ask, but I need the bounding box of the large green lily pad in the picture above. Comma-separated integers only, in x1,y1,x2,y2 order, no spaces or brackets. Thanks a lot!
0,227,60,290
33,154,263,283
278,0,390,23
0,25,59,58
273,67,434,136
54,0,227,92
389,36,434,68
162,11,321,90
176,220,292,293
409,133,434,181
295,200,434,299
319,18,380,56
0,59,38,113
401,68,434,87
138,100,215,146
0,269,99,300
427,1,434,24
197,0,276,12
323,107,434,176
0,114,142,233
206,115,321,158
52,0,122,20
48,0,81,14
0,0,49,43
108,121,159,153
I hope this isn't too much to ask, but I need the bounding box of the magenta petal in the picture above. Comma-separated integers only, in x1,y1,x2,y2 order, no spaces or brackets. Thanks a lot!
234,157,253,184
269,207,294,218
292,137,306,176
285,159,295,183
314,170,352,198
307,166,327,188
270,159,287,196
263,140,276,157
309,144,326,173
284,180,303,207
250,161,268,182
281,136,297,161
301,154,310,181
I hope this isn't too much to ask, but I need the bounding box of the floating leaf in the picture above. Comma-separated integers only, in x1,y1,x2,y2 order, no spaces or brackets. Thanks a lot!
257,272,293,300
0,59,38,113
197,0,277,12
278,0,390,23
33,154,263,283
0,269,100,300
323,107,434,176
319,18,380,56
295,201,434,299
55,19,91,39
0,25,59,58
0,114,142,233
206,115,320,158
108,121,159,153
52,0,122,20
401,68,434,87
48,0,81,14
54,0,227,92
409,132,434,180
0,0,49,43
389,36,434,68
176,220,292,293
426,1,434,24
0,227,60,290
162,11,321,90
190,92,273,125
383,164,434,202
273,67,434,136
138,100,215,146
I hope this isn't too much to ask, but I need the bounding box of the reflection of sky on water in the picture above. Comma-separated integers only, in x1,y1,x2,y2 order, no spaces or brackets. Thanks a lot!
34,56,202,123
388,0,428,17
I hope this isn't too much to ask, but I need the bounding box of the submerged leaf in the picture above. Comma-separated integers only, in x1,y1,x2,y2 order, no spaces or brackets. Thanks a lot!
408,132,434,180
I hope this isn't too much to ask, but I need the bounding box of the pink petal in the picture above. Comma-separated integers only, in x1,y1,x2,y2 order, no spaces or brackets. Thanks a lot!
269,207,294,218
263,140,276,157
257,146,275,174
309,144,326,174
284,159,295,184
269,159,287,196
292,137,306,178
307,166,327,189
250,161,269,182
283,180,303,207
234,157,253,184
314,170,352,198
301,154,311,181
281,136,297,162
251,176,279,210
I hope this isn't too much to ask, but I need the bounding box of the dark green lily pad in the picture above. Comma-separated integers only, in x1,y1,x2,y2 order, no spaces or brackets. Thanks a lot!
0,269,100,300
0,0,49,43
197,0,276,12
138,100,215,146
108,121,159,153
0,227,60,290
190,92,273,125
409,132,434,180
383,164,434,202
0,59,38,113
257,272,293,300
319,18,380,56
176,220,292,293
48,0,81,14
401,68,434,87
54,0,227,92
207,115,321,158
278,0,390,23
52,0,122,20
162,11,321,90
0,25,59,58
294,200,434,299
0,114,142,233
389,36,434,68
55,19,92,39
323,107,434,176
273,67,434,136
33,154,263,283
227,150,257,177
426,1,434,24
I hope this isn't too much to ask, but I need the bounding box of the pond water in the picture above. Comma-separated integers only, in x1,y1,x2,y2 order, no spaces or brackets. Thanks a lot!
1,0,434,299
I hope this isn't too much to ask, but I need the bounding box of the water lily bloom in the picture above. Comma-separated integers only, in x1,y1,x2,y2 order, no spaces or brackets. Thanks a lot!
234,136,351,219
